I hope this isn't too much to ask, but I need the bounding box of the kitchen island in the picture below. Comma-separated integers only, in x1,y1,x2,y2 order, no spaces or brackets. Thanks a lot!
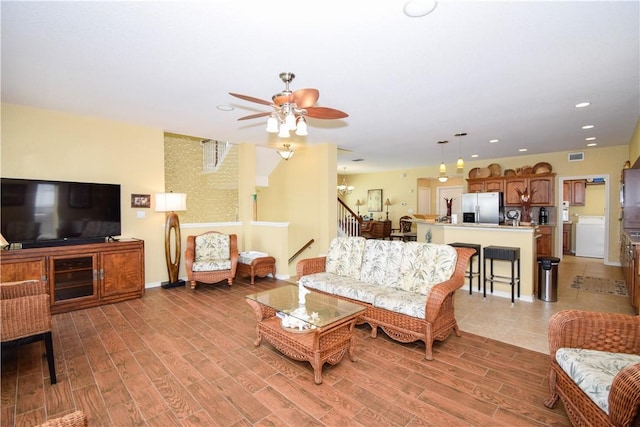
415,221,538,302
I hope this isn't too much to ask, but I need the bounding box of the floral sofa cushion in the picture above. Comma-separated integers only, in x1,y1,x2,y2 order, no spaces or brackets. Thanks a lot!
299,272,382,304
193,259,232,272
396,243,457,295
325,237,366,280
194,233,230,264
359,239,404,288
372,288,428,318
556,348,640,414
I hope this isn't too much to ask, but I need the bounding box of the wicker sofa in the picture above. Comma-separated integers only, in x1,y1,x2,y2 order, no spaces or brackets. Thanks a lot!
544,310,640,426
296,237,474,360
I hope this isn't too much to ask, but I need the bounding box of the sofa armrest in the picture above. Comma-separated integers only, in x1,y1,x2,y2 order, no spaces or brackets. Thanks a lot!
547,310,640,359
296,256,327,279
424,247,475,323
609,363,640,426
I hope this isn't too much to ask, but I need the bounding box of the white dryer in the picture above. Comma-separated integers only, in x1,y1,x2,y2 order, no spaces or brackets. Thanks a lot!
575,216,605,258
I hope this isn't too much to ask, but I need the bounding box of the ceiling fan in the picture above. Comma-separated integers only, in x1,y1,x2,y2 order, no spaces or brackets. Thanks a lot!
229,72,348,138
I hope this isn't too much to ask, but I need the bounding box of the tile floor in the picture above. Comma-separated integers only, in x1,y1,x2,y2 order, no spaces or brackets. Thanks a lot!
454,255,636,354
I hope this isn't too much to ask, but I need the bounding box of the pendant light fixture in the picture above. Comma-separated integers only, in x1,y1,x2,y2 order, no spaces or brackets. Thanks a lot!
437,140,448,183
455,132,466,174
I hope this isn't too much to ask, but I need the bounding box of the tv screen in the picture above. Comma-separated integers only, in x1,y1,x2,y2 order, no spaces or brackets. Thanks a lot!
1,178,121,248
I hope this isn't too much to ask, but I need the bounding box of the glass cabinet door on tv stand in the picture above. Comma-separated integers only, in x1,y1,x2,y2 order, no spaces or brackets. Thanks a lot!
49,254,99,306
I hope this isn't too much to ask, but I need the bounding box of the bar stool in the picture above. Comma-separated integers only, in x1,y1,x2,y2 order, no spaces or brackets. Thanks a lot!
449,242,481,295
483,246,521,304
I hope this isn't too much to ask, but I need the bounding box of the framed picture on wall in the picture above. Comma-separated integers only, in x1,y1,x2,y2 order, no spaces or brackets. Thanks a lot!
367,189,383,212
131,194,151,208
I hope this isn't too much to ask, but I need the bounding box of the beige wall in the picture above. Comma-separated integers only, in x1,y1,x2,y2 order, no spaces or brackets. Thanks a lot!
1,103,168,285
629,116,640,167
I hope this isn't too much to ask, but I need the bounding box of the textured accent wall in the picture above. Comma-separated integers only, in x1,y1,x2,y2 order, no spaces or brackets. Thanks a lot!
164,133,239,223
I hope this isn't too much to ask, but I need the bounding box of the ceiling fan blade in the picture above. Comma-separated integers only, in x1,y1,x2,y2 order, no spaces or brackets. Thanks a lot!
293,88,319,108
305,106,349,119
229,92,273,106
237,112,271,121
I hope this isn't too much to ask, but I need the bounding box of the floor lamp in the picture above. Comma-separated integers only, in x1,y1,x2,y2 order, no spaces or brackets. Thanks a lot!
155,192,187,289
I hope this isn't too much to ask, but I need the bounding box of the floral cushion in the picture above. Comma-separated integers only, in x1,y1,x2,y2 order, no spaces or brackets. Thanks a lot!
359,239,404,288
372,288,427,318
300,272,379,303
193,260,232,272
195,233,230,262
556,348,640,415
396,243,457,295
325,237,366,280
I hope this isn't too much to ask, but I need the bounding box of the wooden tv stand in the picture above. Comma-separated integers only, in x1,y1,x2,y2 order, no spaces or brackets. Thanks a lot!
0,239,145,314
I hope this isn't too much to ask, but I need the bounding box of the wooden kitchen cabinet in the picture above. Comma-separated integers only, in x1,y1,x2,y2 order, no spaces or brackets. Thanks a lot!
0,239,145,314
504,174,555,206
466,178,503,193
563,223,572,254
563,179,586,206
467,173,555,206
536,225,553,257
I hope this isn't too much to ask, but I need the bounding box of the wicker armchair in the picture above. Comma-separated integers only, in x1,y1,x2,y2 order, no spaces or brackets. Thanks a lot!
185,231,238,290
544,310,640,426
37,411,88,427
0,280,56,385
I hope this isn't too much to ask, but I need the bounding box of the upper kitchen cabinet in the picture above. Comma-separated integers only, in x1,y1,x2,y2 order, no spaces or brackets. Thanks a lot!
466,177,504,193
563,179,586,206
503,174,555,206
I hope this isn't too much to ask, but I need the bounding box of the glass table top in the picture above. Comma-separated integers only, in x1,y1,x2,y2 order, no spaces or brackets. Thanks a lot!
246,284,365,329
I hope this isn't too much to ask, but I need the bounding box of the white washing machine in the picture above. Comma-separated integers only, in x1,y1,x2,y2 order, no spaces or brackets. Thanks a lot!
575,216,605,258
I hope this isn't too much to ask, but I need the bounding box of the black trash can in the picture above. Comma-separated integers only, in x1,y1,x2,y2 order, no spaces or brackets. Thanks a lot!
537,256,560,302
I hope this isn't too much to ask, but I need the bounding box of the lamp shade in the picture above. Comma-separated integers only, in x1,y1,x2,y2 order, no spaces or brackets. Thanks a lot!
384,198,391,206
155,192,187,212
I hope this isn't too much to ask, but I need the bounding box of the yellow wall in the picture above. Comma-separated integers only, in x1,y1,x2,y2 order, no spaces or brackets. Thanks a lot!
1,103,168,285
256,144,337,276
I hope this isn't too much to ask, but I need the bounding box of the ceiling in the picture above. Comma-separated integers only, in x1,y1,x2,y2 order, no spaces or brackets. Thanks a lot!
2,1,639,174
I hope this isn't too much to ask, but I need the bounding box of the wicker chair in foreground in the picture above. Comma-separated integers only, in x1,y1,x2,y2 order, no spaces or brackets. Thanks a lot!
185,231,238,290
0,279,56,385
37,410,88,427
544,310,640,426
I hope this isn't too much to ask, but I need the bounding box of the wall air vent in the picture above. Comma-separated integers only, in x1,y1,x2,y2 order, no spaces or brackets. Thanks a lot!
568,152,584,162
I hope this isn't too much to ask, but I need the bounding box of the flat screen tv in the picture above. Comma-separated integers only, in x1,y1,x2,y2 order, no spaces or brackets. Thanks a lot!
1,177,121,248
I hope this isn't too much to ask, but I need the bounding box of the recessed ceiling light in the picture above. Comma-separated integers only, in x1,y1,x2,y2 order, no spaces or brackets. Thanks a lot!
575,102,591,108
587,143,597,147
216,104,234,111
471,154,479,158
403,0,438,17
489,139,499,143
582,125,595,130
585,137,596,141
519,148,528,152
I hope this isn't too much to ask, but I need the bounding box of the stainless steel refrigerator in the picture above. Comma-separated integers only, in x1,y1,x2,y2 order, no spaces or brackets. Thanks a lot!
462,192,504,224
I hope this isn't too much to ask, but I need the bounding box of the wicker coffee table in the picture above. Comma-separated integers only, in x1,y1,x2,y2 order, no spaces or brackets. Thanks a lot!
245,284,365,384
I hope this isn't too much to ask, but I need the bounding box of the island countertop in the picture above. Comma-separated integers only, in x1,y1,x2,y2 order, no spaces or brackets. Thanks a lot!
415,220,538,302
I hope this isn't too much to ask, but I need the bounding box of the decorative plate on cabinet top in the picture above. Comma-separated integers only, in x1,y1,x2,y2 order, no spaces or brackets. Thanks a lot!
468,167,480,178
521,165,533,175
533,162,552,174
476,167,491,178
504,169,516,176
488,163,501,176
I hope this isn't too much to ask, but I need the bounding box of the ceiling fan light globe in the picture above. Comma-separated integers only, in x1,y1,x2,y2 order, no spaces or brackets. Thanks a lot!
278,125,290,138
285,113,297,130
295,118,308,136
266,116,279,133
438,175,448,183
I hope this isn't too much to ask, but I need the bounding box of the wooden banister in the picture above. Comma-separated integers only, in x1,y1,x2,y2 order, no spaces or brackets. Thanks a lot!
289,239,315,264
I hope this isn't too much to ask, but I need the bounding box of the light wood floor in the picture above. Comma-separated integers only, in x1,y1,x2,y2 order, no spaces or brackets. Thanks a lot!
2,275,574,427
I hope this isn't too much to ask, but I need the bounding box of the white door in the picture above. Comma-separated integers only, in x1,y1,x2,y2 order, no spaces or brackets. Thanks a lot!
418,187,431,214
437,186,463,217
